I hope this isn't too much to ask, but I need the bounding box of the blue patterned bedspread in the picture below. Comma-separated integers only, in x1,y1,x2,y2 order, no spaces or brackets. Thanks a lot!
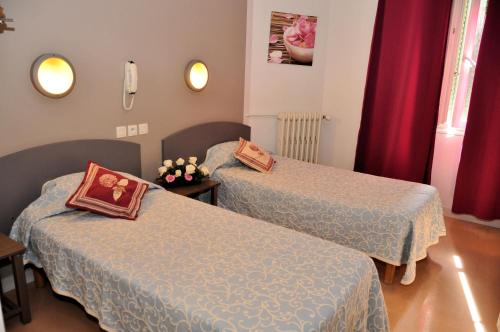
204,143,446,285
10,173,389,332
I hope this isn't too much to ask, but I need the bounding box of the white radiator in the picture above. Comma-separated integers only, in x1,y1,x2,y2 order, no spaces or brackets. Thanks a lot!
276,112,323,163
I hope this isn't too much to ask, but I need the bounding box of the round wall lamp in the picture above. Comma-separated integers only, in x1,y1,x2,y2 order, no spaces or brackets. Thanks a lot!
30,54,75,98
184,60,209,92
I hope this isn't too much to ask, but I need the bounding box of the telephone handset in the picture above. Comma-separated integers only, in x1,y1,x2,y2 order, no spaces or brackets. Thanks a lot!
125,61,137,94
123,61,137,110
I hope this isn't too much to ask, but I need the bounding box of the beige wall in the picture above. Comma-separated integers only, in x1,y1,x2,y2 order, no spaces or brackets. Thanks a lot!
319,0,377,169
0,0,246,180
243,0,377,170
244,0,330,153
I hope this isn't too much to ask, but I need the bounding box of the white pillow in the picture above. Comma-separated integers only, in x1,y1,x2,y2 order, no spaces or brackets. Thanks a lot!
200,141,241,174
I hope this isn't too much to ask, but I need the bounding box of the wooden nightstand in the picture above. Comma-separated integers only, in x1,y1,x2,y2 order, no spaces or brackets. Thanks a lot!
0,233,31,324
163,179,221,206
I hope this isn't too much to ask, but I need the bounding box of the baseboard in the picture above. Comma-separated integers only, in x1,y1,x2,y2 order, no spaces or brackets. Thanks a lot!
0,265,34,292
443,208,500,228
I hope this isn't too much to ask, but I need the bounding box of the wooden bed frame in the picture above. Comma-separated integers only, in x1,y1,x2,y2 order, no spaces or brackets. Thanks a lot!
160,121,398,284
0,139,142,287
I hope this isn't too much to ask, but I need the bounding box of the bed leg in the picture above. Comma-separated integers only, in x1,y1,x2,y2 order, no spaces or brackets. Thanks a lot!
33,268,46,288
383,264,396,284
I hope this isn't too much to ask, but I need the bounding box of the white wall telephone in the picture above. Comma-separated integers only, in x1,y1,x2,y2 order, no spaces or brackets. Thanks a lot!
123,61,137,110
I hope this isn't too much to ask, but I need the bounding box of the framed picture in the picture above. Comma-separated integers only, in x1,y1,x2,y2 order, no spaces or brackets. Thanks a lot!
267,11,318,66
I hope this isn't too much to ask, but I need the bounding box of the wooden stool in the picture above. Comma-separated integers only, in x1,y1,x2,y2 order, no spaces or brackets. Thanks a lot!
0,233,31,324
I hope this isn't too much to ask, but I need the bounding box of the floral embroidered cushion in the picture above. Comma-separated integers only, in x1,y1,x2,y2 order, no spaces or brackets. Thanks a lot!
66,161,149,220
234,138,275,173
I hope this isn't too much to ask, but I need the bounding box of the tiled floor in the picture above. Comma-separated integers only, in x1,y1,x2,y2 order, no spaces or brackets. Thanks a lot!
5,217,500,332
378,217,500,332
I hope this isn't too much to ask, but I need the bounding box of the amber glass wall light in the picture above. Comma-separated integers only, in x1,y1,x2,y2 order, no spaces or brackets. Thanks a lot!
184,60,209,92
30,54,75,98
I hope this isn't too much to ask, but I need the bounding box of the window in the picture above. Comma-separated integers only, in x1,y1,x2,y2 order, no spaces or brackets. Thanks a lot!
437,0,488,134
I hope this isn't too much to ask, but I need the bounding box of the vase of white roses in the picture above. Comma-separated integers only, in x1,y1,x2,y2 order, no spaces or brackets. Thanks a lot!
156,157,209,188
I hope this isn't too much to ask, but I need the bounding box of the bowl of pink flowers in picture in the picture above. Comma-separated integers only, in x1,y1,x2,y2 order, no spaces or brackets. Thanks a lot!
156,157,210,188
268,11,317,66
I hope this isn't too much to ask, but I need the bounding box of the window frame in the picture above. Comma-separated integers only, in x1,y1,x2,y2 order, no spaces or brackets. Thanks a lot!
437,0,488,135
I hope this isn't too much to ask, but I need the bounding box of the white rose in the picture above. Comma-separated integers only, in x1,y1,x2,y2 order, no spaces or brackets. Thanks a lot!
176,158,185,166
175,169,182,177
188,156,197,165
200,166,209,176
158,166,167,175
163,159,173,168
185,164,196,175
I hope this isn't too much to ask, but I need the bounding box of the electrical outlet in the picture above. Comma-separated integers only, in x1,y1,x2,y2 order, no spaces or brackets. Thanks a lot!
138,123,149,135
128,124,138,136
116,126,127,138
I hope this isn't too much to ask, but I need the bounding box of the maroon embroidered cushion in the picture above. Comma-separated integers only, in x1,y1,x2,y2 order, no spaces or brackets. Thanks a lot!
66,161,148,220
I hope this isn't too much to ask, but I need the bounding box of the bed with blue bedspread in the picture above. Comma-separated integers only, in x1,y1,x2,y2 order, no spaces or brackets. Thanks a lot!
11,172,389,332
203,141,446,285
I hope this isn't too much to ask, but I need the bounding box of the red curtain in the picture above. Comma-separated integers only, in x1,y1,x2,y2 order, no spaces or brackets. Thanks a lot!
452,0,500,221
354,0,452,184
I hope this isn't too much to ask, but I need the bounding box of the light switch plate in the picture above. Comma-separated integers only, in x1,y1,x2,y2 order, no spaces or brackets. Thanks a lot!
128,124,138,136
138,123,149,135
116,126,127,138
